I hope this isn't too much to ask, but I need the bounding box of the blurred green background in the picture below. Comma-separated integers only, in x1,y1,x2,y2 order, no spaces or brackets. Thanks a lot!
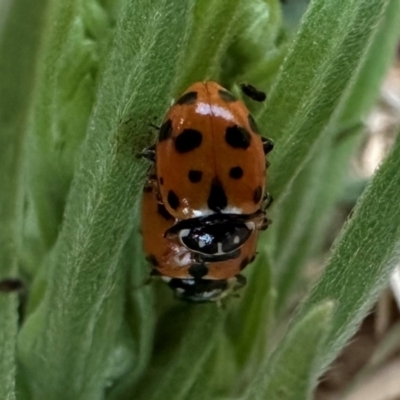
1,0,400,399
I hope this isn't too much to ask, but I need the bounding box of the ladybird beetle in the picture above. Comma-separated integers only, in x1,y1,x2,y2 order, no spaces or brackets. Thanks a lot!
152,81,273,220
141,187,259,281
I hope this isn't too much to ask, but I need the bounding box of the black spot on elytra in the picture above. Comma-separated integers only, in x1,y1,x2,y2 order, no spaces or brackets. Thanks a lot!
248,114,260,134
240,257,250,270
146,255,158,267
207,179,227,212
175,129,202,153
229,166,243,179
159,177,164,185
176,91,198,105
218,89,237,102
157,203,173,221
253,186,262,204
225,126,251,149
188,263,208,279
0,278,24,293
188,170,203,183
168,190,180,210
159,119,173,141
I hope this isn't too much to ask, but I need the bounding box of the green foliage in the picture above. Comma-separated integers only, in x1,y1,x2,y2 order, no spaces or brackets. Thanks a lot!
0,295,18,400
0,0,49,398
1,0,400,399
295,115,400,373
242,301,334,400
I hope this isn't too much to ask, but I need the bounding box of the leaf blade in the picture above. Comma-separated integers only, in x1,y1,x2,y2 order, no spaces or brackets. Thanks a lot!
259,0,388,198
296,127,400,376
242,301,334,400
18,0,194,398
0,0,49,397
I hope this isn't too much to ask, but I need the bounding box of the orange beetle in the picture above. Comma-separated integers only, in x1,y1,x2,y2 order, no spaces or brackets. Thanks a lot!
153,81,273,220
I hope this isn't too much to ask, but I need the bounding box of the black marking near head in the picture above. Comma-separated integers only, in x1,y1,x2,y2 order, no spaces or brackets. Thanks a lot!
168,190,180,210
240,257,250,271
176,91,198,105
188,170,203,183
207,179,227,212
188,263,208,279
248,114,260,134
225,126,251,149
146,255,158,267
159,119,173,141
175,129,202,153
218,89,237,103
157,203,173,221
229,166,243,179
253,186,262,204
181,220,250,256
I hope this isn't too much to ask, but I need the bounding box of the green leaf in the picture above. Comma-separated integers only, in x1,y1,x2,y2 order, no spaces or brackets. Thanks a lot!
184,351,218,400
0,0,48,275
0,0,49,397
242,301,334,400
134,306,223,400
176,0,283,93
0,296,18,400
17,0,194,398
339,0,400,127
175,0,243,91
106,223,155,400
223,0,283,89
258,0,388,199
295,128,400,376
273,126,362,313
227,250,274,368
26,0,112,248
272,0,400,313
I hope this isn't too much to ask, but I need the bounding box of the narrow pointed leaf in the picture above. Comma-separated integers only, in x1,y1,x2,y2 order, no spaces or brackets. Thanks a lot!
135,306,222,400
296,128,400,375
0,0,49,397
242,301,334,400
26,0,112,248
227,250,273,368
258,0,388,198
18,0,194,398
